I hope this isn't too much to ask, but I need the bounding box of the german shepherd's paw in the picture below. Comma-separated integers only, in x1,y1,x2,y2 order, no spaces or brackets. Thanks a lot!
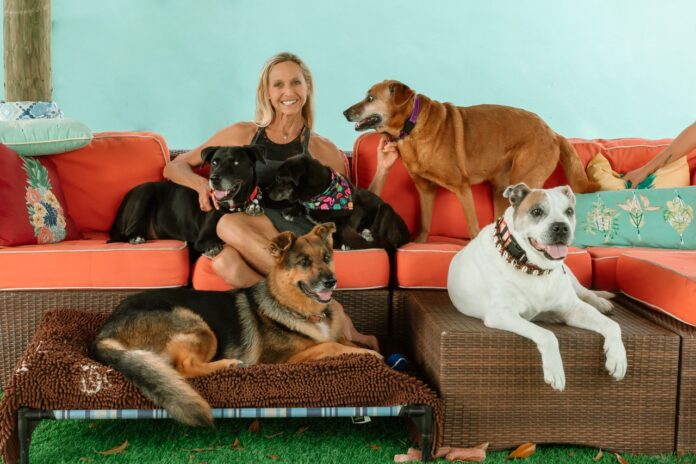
225,359,247,368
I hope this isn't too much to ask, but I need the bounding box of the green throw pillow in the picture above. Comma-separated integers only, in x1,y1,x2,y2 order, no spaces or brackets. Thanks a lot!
573,186,696,249
0,118,92,156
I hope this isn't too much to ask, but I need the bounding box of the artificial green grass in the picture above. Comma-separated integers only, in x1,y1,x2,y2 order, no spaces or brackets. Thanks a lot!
17,417,696,463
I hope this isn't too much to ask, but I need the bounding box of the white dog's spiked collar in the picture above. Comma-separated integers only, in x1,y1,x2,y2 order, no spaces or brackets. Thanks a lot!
494,217,553,276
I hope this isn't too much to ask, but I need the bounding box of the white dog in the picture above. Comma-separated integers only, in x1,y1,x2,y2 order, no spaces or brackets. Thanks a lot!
447,183,627,391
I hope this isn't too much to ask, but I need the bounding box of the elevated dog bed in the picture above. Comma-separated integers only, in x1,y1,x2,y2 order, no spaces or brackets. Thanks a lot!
0,308,443,463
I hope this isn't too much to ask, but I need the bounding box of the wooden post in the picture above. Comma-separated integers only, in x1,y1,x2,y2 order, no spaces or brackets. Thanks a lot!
4,0,51,101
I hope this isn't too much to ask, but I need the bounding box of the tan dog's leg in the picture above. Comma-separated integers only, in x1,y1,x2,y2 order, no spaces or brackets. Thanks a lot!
413,177,437,243
454,184,480,238
287,342,382,363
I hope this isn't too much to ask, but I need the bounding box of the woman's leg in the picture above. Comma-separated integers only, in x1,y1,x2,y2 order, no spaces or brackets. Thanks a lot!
211,246,263,288
216,213,279,278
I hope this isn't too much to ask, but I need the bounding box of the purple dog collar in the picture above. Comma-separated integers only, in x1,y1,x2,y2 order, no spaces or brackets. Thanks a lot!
391,96,420,142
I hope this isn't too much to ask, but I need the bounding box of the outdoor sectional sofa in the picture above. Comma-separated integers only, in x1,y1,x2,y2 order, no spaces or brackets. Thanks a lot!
1,130,696,454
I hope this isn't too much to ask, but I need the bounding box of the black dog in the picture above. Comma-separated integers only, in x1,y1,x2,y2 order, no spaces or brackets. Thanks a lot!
267,154,410,251
109,145,265,256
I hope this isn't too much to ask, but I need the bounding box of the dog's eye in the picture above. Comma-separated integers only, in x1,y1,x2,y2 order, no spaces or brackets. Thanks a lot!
366,94,374,102
323,253,331,264
301,257,312,268
566,207,574,216
234,161,239,166
530,208,544,217
211,159,218,166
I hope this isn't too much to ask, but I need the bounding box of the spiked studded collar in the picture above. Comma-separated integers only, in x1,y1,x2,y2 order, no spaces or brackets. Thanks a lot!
390,96,420,142
494,216,553,276
301,170,354,211
215,186,262,213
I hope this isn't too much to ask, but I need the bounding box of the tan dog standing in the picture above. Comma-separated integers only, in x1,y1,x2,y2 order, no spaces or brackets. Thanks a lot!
344,80,596,240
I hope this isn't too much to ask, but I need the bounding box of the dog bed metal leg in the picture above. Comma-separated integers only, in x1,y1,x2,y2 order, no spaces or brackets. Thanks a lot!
401,404,433,462
18,408,52,464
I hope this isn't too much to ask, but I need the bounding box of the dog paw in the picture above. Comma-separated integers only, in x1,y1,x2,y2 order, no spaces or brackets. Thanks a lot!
245,204,263,216
591,295,614,314
282,213,295,221
605,343,628,381
340,244,352,251
227,359,247,369
541,353,566,391
129,236,146,245
203,244,224,257
360,229,374,242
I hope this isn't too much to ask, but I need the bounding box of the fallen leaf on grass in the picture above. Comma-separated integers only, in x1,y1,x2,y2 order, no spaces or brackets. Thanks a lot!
394,447,421,462
369,444,381,450
96,440,129,455
248,419,260,433
264,432,284,439
295,425,310,435
613,452,629,464
266,454,279,460
232,437,240,448
445,447,486,462
507,442,536,459
593,449,604,461
474,442,490,451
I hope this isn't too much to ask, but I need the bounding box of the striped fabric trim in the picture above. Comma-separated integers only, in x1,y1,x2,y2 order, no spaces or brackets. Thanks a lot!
52,406,405,420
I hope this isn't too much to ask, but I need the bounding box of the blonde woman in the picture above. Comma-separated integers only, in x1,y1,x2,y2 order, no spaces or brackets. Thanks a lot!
165,52,395,350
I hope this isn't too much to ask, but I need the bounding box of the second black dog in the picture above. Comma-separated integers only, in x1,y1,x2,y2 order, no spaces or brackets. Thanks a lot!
267,154,410,251
109,145,265,256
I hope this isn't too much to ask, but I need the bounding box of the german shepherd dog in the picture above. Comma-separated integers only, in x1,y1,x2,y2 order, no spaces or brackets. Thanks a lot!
344,80,597,241
92,223,381,426
109,145,265,256
267,154,410,251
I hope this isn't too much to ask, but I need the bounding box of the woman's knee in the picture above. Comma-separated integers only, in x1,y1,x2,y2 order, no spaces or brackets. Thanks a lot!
211,247,250,286
216,213,250,244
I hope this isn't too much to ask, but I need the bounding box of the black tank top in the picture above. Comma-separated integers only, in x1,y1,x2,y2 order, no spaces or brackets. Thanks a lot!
251,125,310,188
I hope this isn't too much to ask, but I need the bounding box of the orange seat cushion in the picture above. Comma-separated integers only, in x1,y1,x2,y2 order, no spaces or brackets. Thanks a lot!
191,248,390,291
618,252,696,326
0,234,189,290
49,132,170,233
396,241,592,289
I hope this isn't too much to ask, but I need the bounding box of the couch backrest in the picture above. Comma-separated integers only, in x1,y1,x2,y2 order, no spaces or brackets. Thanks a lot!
49,132,170,233
352,132,694,240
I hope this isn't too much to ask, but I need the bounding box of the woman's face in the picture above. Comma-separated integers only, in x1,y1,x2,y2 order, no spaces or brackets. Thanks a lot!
267,61,309,118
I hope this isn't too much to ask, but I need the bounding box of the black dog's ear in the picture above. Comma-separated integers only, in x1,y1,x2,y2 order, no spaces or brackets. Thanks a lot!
503,183,532,207
268,231,296,261
248,144,267,165
287,163,304,186
201,146,220,165
389,81,413,106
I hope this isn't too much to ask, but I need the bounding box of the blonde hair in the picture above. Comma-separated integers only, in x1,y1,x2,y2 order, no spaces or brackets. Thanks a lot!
254,52,314,130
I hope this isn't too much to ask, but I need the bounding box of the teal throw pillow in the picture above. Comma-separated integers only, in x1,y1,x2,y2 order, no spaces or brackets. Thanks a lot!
0,118,93,156
574,187,696,249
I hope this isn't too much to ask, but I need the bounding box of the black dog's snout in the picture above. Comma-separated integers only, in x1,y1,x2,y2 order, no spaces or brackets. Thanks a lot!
209,174,220,184
551,222,570,239
322,276,337,289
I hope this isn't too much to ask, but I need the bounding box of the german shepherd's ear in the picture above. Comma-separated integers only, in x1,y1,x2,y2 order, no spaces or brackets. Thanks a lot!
269,231,296,260
389,82,414,106
201,146,220,165
503,183,531,207
248,144,267,165
312,222,336,247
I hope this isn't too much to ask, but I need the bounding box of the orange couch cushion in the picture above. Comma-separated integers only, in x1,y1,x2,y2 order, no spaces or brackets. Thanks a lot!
396,241,592,289
0,234,189,290
191,248,390,291
618,252,696,326
49,132,170,233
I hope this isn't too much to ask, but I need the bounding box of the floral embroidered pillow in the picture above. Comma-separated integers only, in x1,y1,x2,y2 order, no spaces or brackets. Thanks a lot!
0,144,79,246
573,186,696,249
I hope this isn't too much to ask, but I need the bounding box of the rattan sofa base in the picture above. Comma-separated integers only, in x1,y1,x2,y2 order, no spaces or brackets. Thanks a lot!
404,290,680,453
0,288,390,389
617,295,696,454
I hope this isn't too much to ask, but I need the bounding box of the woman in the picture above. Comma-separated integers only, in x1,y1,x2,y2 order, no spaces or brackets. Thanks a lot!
165,52,398,349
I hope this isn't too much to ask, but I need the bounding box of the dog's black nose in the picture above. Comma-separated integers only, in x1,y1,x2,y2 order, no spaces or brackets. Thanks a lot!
322,277,337,289
209,175,220,184
342,108,352,119
551,222,569,236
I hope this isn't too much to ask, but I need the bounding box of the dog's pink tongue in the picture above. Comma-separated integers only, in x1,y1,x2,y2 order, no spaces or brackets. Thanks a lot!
544,244,568,259
214,190,228,200
317,290,332,301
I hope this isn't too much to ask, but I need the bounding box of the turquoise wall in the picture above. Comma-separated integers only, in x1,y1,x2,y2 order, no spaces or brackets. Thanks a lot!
2,0,695,150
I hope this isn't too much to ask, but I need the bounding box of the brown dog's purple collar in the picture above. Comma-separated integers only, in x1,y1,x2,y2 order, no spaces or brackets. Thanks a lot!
390,96,420,142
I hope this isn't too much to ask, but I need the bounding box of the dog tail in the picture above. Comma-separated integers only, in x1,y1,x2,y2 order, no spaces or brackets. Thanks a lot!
558,136,599,193
93,339,213,427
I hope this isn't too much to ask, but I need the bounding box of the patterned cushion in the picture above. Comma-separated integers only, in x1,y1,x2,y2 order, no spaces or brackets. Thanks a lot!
0,101,64,120
574,187,696,249
0,144,79,246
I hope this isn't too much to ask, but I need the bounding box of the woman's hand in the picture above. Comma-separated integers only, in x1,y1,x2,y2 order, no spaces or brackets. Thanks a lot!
621,167,651,189
377,136,400,173
195,177,216,212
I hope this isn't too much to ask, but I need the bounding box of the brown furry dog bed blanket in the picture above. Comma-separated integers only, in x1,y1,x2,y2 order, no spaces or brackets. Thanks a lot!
0,308,443,463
